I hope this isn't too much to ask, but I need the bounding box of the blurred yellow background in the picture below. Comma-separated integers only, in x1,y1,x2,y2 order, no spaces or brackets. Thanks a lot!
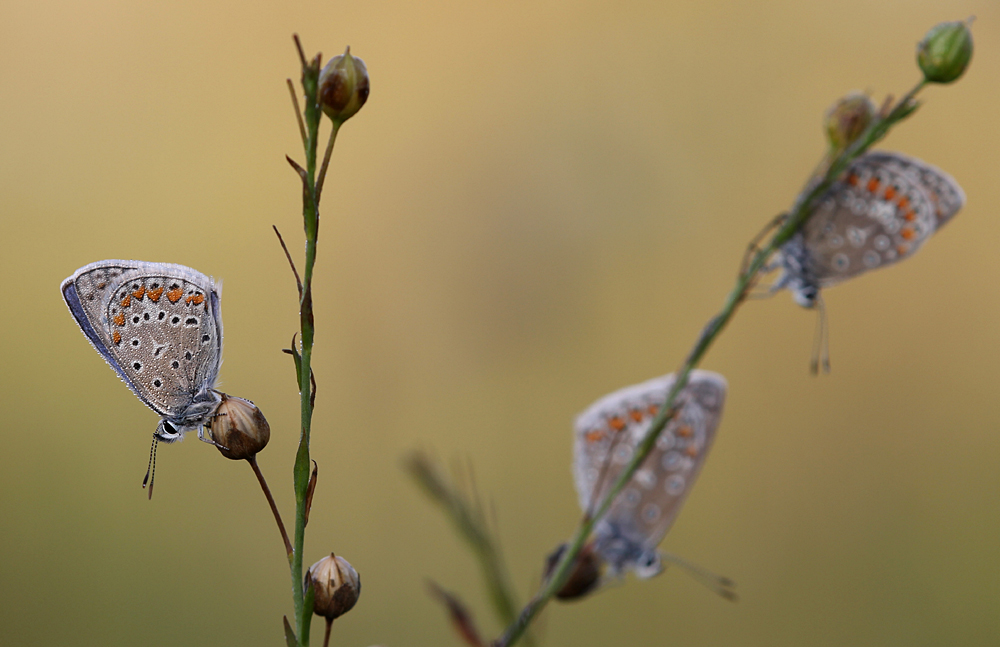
1,1,998,645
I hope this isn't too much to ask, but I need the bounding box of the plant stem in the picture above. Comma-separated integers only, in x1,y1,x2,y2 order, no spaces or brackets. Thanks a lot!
249,456,293,558
290,37,323,647
494,80,928,647
323,619,333,647
316,123,341,206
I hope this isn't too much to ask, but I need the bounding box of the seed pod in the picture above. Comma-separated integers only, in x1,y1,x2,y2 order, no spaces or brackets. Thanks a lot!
823,92,875,154
544,543,602,601
917,19,973,84
318,47,370,123
308,553,361,620
209,394,270,460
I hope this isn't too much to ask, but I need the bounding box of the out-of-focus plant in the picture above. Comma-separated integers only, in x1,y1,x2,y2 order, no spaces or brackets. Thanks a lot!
406,19,973,647
405,452,534,646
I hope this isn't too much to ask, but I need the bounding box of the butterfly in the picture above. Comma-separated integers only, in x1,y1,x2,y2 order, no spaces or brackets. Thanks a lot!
546,371,731,599
774,150,964,308
61,260,226,445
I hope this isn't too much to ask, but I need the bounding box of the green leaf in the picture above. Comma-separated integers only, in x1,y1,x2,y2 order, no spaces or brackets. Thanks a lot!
283,615,299,647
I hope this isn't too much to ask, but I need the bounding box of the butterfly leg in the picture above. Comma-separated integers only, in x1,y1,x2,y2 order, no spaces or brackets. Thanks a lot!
740,213,788,279
198,416,230,451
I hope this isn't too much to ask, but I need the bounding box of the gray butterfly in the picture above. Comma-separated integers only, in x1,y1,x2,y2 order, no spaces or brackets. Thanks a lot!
775,150,964,308
61,260,224,444
547,371,729,599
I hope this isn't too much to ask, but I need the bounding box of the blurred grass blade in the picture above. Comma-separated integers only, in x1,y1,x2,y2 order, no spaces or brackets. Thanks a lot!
427,580,486,647
405,451,532,644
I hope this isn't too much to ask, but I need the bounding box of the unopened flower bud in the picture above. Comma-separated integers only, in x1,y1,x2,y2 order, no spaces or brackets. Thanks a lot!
308,553,361,620
544,543,601,601
917,19,973,84
823,92,875,153
318,47,369,123
209,394,270,460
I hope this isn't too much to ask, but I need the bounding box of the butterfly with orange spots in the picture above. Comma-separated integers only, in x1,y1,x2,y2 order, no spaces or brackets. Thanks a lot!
547,371,728,599
775,150,964,309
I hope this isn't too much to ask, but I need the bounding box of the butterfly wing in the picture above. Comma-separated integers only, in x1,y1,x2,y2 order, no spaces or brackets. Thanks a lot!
861,151,965,229
62,260,223,422
801,152,941,288
572,371,727,575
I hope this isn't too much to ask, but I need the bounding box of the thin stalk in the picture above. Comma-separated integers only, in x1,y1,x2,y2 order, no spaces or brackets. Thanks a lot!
316,122,341,205
288,79,308,148
323,619,333,647
495,80,928,647
249,455,293,559
289,35,323,647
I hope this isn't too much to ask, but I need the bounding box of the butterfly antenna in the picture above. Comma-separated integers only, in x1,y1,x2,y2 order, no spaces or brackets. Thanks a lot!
661,552,738,602
142,435,158,500
810,295,831,375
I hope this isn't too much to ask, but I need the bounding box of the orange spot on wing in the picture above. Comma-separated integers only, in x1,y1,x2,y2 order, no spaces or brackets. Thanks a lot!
867,178,880,193
167,288,183,303
112,331,121,345
609,416,626,432
883,186,896,200
147,286,164,302
900,227,915,241
185,293,205,305
685,445,699,457
132,285,145,300
647,404,659,416
677,425,693,438
629,409,644,422
903,211,916,222
585,429,606,444
120,294,131,308
847,173,860,186
113,313,126,326
896,243,910,255
897,196,910,210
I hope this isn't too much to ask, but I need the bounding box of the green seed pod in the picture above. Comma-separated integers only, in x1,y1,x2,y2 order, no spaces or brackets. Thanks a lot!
917,19,973,84
318,47,370,123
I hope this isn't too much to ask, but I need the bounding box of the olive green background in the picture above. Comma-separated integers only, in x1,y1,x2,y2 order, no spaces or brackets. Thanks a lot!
1,1,998,645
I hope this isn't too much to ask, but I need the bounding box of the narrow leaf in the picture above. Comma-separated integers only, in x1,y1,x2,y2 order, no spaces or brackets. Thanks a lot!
304,460,318,527
283,615,298,647
302,575,316,645
283,333,303,391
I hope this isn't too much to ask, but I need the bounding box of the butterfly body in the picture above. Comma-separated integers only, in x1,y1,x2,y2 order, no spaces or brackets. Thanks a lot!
61,260,224,442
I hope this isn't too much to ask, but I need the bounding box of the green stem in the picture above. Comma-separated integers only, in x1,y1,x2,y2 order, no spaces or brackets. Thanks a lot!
316,122,341,206
495,80,928,647
290,42,323,647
